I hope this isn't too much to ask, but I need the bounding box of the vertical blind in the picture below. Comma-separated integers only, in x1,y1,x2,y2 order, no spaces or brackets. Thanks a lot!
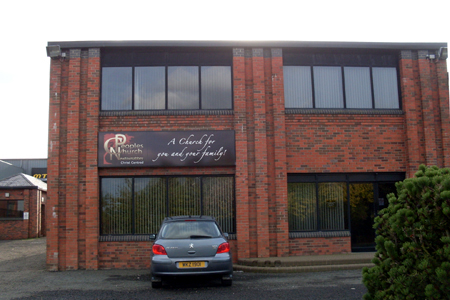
201,66,233,109
283,65,400,109
288,183,317,231
203,177,234,233
283,66,313,108
313,66,344,108
101,176,235,235
344,67,372,109
288,182,347,231
168,177,201,216
318,183,346,230
134,178,167,234
168,67,199,109
134,67,166,110
101,67,132,110
101,178,132,235
373,68,400,109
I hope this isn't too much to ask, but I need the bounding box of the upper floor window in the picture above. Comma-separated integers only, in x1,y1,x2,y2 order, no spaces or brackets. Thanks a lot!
283,51,400,110
101,49,233,111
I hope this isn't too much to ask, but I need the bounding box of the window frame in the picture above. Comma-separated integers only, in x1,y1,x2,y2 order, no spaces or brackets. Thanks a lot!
283,51,402,111
99,175,236,236
100,49,233,112
0,200,24,220
287,173,405,233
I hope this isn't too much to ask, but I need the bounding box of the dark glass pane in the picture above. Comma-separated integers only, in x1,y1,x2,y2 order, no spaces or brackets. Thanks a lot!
288,183,317,231
344,67,373,108
313,66,344,108
203,177,235,233
314,53,342,65
349,183,375,250
167,52,199,65
283,52,314,65
101,67,132,110
201,66,232,109
377,183,397,211
168,177,201,216
134,52,166,66
373,67,400,109
168,67,199,109
134,178,167,234
199,51,232,65
160,221,221,239
101,178,132,234
319,183,347,230
135,67,166,110
283,66,313,108
0,200,24,218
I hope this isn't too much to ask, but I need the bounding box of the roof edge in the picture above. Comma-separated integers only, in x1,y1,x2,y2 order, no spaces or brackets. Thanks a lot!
47,40,448,51
0,186,39,190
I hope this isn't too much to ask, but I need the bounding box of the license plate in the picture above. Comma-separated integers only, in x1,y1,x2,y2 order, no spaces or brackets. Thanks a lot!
178,261,205,268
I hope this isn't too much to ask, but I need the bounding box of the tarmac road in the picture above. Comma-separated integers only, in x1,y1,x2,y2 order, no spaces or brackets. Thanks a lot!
0,238,367,299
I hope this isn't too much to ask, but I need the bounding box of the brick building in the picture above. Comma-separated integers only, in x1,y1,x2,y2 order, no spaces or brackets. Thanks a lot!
0,173,47,239
46,41,449,271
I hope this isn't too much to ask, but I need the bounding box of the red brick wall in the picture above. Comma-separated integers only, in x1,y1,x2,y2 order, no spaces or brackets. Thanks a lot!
98,240,238,270
46,46,449,270
289,237,351,256
0,188,29,239
285,114,407,173
0,189,45,240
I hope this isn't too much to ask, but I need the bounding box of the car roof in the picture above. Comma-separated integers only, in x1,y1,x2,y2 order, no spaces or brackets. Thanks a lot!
163,215,216,222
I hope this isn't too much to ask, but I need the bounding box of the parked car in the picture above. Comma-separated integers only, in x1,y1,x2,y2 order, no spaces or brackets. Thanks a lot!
150,215,233,288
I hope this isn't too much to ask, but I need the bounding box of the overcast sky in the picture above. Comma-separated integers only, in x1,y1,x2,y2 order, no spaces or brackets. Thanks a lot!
0,0,448,159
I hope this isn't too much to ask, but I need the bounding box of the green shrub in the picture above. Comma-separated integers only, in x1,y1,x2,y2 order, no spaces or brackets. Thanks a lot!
363,165,450,300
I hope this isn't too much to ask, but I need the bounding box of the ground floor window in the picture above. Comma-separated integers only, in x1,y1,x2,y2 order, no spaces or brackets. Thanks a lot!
288,173,404,250
100,176,235,235
0,200,24,218
288,182,348,231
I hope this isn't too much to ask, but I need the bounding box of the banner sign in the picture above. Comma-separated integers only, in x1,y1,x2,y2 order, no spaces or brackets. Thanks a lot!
98,130,235,167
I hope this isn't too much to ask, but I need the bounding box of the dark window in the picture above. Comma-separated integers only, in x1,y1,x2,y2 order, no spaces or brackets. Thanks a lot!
344,67,372,108
160,221,221,239
101,49,233,111
0,200,24,218
168,67,199,109
314,66,344,108
101,67,132,110
283,66,313,108
288,182,347,231
100,176,235,235
283,51,400,110
287,173,404,232
135,67,165,110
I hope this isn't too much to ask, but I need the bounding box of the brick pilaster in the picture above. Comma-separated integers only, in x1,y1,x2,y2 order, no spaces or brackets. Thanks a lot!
252,48,270,258
436,59,450,167
85,48,100,269
400,50,423,177
47,56,62,271
65,49,81,270
270,49,289,257
418,50,439,166
233,48,251,260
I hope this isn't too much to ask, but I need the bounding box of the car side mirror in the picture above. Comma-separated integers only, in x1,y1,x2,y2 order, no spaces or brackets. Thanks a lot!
223,233,229,239
149,234,156,241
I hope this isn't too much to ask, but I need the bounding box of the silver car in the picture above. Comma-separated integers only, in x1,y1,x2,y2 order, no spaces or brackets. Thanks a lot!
150,216,233,288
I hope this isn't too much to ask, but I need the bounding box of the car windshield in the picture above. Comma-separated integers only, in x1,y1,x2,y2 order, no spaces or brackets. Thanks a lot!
159,221,222,239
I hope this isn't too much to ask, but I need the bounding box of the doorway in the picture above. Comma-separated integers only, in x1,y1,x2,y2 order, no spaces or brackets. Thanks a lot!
349,182,397,252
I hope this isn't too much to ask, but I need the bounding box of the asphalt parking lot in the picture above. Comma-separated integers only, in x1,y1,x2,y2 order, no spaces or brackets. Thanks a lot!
0,238,367,299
